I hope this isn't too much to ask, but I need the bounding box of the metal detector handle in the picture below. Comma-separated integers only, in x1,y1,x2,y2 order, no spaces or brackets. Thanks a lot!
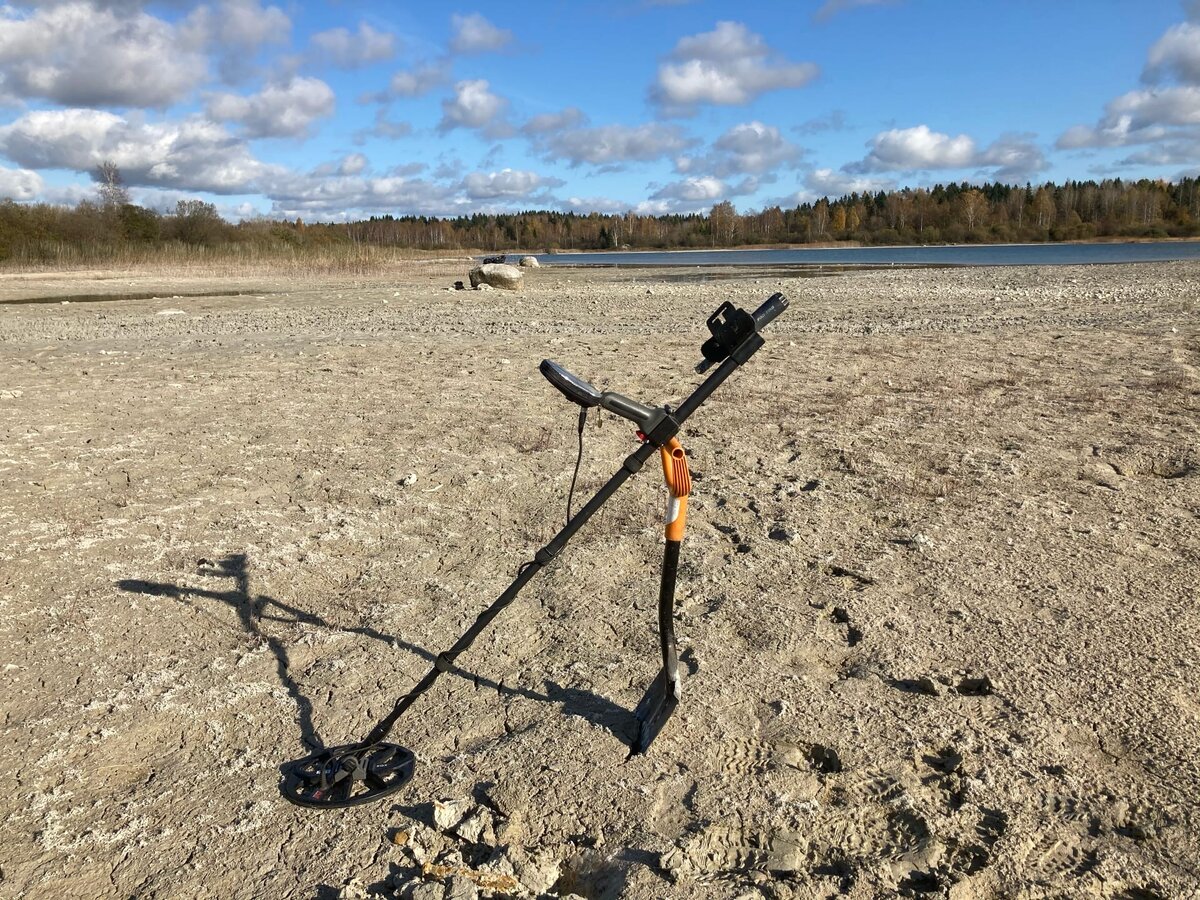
752,292,789,331
696,292,789,373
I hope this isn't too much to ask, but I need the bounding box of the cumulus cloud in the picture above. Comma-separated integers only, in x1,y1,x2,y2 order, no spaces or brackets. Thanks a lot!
183,0,290,50
559,196,632,214
438,79,512,137
976,133,1049,181
340,154,368,176
207,77,335,138
1144,22,1200,84
676,121,802,177
852,124,976,171
389,162,427,177
1060,7,1200,163
1057,86,1200,148
651,175,728,203
805,168,894,197
650,21,818,114
311,153,369,177
0,108,280,194
261,172,459,219
449,13,514,54
310,22,397,69
353,108,413,144
260,166,567,219
379,61,452,99
795,110,848,134
845,124,1046,180
1116,140,1200,166
814,0,896,22
461,168,564,199
0,2,208,107
536,122,696,168
643,173,760,213
0,164,42,201
522,107,588,135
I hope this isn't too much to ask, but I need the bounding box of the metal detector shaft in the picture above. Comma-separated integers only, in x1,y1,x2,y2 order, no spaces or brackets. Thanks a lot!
362,438,656,745
658,539,681,686
361,296,784,749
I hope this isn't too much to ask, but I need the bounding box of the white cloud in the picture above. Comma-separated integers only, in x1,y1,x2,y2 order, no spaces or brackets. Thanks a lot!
184,0,289,50
645,173,760,213
261,172,457,219
0,108,280,194
354,108,413,144
389,162,426,177
0,2,208,107
805,168,894,197
438,79,512,137
310,22,397,69
651,175,728,203
338,153,368,176
795,110,848,134
1144,22,1200,84
1058,86,1200,148
0,164,42,201
382,61,451,98
676,120,802,176
854,124,976,171
976,133,1048,181
537,123,696,168
847,125,1045,180
461,168,564,199
814,0,896,22
651,21,818,113
207,77,335,138
449,13,514,54
43,181,104,206
522,107,588,135
1060,7,1200,164
1117,140,1200,166
559,196,631,214
307,152,373,178
129,185,218,214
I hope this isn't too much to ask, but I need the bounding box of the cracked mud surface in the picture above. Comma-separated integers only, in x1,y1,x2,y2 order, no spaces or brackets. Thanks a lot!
1,260,1198,899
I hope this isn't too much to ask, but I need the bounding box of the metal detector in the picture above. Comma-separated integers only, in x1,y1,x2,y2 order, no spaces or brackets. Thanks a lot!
280,292,789,808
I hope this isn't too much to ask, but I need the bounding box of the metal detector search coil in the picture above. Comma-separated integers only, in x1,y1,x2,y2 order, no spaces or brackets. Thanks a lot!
279,292,789,809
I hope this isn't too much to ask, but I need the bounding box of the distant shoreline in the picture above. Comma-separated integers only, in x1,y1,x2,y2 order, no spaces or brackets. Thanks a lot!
528,236,1200,256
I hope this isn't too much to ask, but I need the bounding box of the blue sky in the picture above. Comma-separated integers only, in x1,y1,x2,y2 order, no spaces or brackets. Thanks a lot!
0,0,1197,220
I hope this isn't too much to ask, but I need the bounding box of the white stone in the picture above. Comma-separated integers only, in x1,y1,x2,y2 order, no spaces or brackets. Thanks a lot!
433,797,471,831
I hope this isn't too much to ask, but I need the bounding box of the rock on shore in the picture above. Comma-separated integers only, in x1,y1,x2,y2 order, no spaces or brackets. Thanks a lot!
469,263,524,290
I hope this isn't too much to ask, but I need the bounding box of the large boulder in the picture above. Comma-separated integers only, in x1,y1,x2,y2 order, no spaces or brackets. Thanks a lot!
469,263,524,291
518,255,540,268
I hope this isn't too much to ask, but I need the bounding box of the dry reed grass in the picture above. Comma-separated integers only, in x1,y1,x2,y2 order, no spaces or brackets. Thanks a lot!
0,241,472,277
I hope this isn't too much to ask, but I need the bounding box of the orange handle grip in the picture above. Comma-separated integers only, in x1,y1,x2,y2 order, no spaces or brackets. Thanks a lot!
659,438,691,541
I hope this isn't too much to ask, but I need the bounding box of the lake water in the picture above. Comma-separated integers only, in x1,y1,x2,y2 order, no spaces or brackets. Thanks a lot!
526,241,1200,268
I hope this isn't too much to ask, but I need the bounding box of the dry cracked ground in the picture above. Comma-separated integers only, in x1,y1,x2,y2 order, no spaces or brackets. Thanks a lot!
0,259,1198,900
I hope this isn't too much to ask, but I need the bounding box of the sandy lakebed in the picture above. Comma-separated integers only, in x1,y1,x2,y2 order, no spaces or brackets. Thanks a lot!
0,260,1198,899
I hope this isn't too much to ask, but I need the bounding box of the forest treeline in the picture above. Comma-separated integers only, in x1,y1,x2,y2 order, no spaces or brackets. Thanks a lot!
2,175,1199,265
